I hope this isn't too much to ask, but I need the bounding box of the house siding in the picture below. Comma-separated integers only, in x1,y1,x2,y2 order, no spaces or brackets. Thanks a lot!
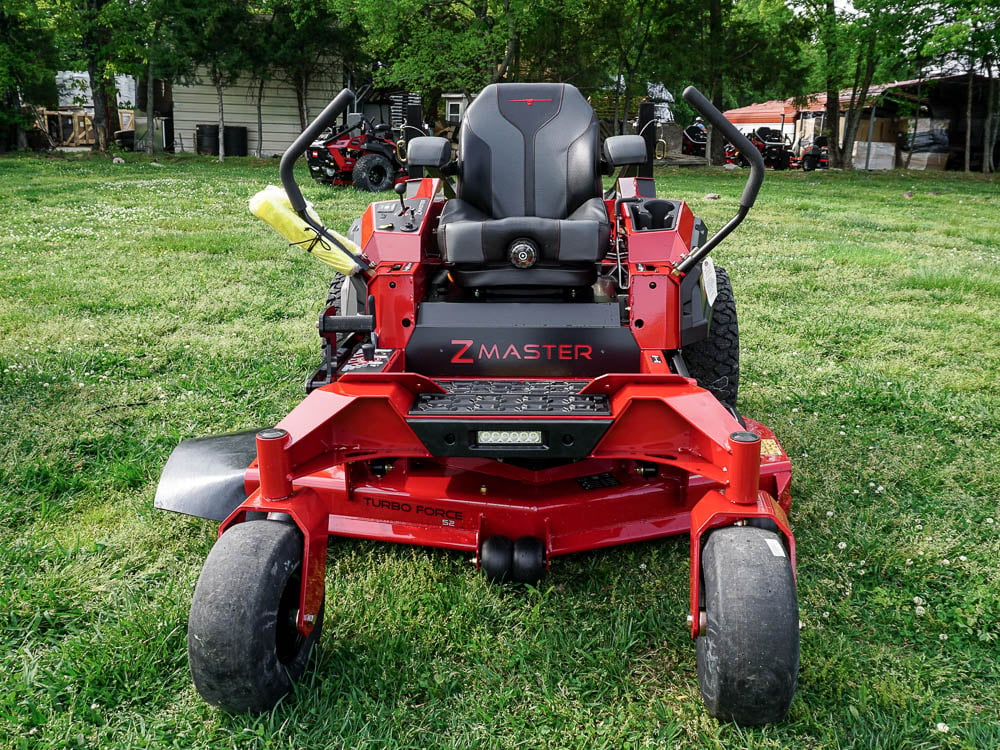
172,65,344,156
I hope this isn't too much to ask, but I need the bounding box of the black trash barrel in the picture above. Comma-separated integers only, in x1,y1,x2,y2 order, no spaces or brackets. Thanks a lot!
196,124,248,156
223,125,248,156
114,130,135,151
196,124,219,155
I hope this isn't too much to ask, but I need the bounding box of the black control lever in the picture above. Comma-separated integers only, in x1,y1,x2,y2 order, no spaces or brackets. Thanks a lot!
394,182,407,214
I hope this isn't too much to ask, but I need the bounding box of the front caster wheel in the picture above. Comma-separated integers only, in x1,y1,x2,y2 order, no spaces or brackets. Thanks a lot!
697,526,799,725
479,535,513,583
511,537,545,585
188,520,324,713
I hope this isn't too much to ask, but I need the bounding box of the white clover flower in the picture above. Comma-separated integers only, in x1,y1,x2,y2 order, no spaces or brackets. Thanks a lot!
915,605,926,616
827,510,835,517
935,722,949,733
986,518,995,525
941,559,950,566
913,596,924,605
837,541,847,550
939,634,948,641
959,555,967,562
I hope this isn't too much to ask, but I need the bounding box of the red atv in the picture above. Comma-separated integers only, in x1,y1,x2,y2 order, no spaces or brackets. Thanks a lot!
727,126,793,170
681,123,708,156
797,134,830,171
306,113,406,191
157,83,799,725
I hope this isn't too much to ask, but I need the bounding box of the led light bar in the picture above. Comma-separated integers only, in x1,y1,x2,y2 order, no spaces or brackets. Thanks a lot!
476,430,544,446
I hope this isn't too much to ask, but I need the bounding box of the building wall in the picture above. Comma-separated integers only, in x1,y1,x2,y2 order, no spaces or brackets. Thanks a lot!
172,65,344,156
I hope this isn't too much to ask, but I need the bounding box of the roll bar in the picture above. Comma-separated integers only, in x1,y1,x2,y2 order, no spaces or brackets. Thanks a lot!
674,86,765,275
278,88,370,275
279,88,355,213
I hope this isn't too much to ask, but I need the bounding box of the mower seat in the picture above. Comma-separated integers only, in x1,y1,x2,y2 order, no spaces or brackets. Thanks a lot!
438,83,609,288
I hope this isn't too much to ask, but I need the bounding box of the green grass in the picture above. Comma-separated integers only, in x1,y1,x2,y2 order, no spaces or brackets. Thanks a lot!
1,151,997,749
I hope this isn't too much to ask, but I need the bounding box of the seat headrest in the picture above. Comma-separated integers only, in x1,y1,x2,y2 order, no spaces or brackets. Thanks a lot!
458,83,601,220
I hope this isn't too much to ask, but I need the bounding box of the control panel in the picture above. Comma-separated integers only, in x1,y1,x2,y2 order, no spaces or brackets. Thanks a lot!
373,198,430,232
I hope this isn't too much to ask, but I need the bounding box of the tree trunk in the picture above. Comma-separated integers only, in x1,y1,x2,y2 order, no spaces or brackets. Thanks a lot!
964,65,973,173
494,1,517,83
840,33,878,171
87,61,108,152
214,71,225,163
103,74,121,136
302,74,311,126
822,0,842,168
904,77,923,169
146,63,156,155
708,0,725,166
256,78,265,158
612,57,624,135
985,60,996,173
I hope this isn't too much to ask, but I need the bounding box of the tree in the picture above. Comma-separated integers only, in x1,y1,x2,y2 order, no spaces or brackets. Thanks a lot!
269,2,348,130
793,0,923,168
682,0,805,164
111,0,193,154
923,0,1000,172
171,0,252,161
0,0,59,150
594,0,681,135
47,0,130,151
327,0,548,121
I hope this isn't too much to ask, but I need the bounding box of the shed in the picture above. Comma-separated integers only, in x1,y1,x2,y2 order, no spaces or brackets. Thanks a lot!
171,64,345,156
725,74,998,170
723,99,799,142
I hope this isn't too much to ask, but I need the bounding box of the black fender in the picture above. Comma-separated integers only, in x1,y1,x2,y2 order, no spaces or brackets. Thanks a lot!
154,429,263,521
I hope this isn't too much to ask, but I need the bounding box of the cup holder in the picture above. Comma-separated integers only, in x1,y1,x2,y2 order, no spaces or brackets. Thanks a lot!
631,199,676,231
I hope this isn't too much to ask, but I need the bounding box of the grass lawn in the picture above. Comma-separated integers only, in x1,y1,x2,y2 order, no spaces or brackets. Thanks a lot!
0,151,997,749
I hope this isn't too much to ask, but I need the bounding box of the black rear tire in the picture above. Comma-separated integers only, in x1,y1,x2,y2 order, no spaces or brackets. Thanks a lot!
685,265,739,411
188,521,324,713
697,526,799,725
323,273,346,353
352,153,395,192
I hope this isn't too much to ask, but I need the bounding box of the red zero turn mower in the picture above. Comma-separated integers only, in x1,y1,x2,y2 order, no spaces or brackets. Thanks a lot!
305,113,406,191
156,83,799,724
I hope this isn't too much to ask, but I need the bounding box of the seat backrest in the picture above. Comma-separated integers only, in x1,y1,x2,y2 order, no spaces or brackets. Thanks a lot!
457,83,601,220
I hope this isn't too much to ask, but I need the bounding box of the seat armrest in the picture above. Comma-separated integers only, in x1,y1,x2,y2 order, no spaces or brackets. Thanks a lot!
603,135,647,167
407,137,452,168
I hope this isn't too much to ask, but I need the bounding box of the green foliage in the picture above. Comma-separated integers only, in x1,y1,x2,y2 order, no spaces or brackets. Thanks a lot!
726,0,810,105
922,0,1000,68
0,153,997,746
0,0,59,137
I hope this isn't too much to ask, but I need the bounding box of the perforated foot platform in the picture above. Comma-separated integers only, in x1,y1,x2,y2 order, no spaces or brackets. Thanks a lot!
411,380,611,416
